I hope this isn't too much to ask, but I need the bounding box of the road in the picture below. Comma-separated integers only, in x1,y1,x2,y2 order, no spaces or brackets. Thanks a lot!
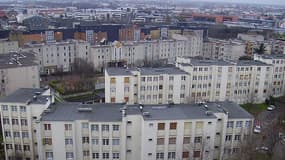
254,102,285,160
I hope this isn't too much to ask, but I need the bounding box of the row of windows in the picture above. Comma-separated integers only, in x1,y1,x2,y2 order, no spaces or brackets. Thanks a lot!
3,118,28,125
81,137,120,145
227,121,252,128
141,76,186,82
141,85,186,91
4,131,29,138
6,144,30,151
45,124,120,131
1,105,26,112
155,151,200,159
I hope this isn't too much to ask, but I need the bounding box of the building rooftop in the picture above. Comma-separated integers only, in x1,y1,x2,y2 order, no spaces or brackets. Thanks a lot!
106,67,187,76
236,60,271,66
257,54,285,59
178,57,233,66
0,52,38,69
0,88,51,104
41,101,253,122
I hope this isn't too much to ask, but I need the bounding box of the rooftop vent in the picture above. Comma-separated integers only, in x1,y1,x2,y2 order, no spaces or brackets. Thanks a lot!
139,104,144,111
35,92,41,95
143,112,150,117
205,111,213,116
78,107,92,112
33,95,37,101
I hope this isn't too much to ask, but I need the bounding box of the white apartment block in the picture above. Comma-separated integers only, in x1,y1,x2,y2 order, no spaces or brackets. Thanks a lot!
21,40,90,75
0,40,19,54
176,57,273,104
237,33,265,42
37,101,253,160
105,67,189,104
203,38,246,61
254,54,285,97
91,32,203,71
0,88,53,160
271,40,285,54
106,56,275,104
0,52,40,96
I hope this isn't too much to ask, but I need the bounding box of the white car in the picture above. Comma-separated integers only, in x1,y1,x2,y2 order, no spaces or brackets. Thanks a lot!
267,105,276,111
253,125,261,134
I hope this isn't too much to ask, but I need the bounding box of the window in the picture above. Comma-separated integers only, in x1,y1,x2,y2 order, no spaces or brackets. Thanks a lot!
3,118,9,125
147,77,152,82
103,139,109,145
24,145,30,151
113,153,119,159
21,119,28,126
82,123,89,129
92,139,99,145
141,77,146,82
245,121,252,128
234,135,241,141
64,124,72,131
66,152,74,159
169,85,173,91
83,151,90,157
196,121,203,129
102,153,109,159
183,137,190,144
44,124,51,130
236,121,243,128
82,137,89,144
182,151,189,158
157,138,164,145
46,152,53,159
193,151,201,158
159,85,163,90
20,106,26,112
1,105,8,111
22,132,29,138
102,125,109,131
156,153,164,159
181,76,186,80
4,131,11,137
112,139,120,145
93,153,99,159
6,144,12,149
12,119,19,125
124,77,129,83
227,121,234,128
225,135,232,141
113,125,119,131
65,138,73,145
91,124,99,131
194,137,202,143
11,105,17,112
168,152,175,159
168,137,176,144
169,122,177,130
158,123,165,130
110,78,116,84
43,138,52,145
169,76,174,81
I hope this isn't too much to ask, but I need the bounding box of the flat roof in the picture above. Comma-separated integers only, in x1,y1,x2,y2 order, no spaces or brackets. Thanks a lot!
106,67,187,76
179,57,233,66
237,60,271,66
0,88,50,104
0,52,38,69
258,54,285,59
41,101,253,122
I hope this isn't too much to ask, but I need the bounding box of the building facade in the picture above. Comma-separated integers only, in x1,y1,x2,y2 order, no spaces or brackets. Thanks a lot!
0,88,53,160
37,101,253,160
0,40,19,54
0,52,40,96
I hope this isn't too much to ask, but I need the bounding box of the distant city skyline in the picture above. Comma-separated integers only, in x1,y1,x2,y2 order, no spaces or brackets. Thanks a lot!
187,0,285,5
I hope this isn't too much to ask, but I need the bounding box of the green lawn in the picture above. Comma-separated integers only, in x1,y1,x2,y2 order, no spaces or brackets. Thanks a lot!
241,103,267,116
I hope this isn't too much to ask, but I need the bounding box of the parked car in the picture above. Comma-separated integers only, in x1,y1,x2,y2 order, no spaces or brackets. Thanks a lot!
267,105,276,111
256,146,269,152
253,125,261,134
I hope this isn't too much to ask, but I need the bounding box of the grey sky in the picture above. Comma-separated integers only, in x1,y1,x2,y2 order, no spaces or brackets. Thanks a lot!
192,0,285,5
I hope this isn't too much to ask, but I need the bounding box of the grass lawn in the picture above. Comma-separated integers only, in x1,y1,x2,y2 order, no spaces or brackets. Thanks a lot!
241,103,267,116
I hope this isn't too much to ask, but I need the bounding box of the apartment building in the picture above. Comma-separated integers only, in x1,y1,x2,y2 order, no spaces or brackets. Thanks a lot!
22,40,90,75
0,88,53,160
105,67,189,104
106,56,274,104
254,54,285,97
38,101,253,160
0,52,40,96
203,38,246,61
91,32,203,71
271,40,285,54
0,40,19,54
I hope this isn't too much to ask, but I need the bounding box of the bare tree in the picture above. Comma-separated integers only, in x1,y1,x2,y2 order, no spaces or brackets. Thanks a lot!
72,58,95,77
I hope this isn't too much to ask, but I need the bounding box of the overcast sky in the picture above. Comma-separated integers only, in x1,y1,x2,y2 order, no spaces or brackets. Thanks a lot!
190,0,285,5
